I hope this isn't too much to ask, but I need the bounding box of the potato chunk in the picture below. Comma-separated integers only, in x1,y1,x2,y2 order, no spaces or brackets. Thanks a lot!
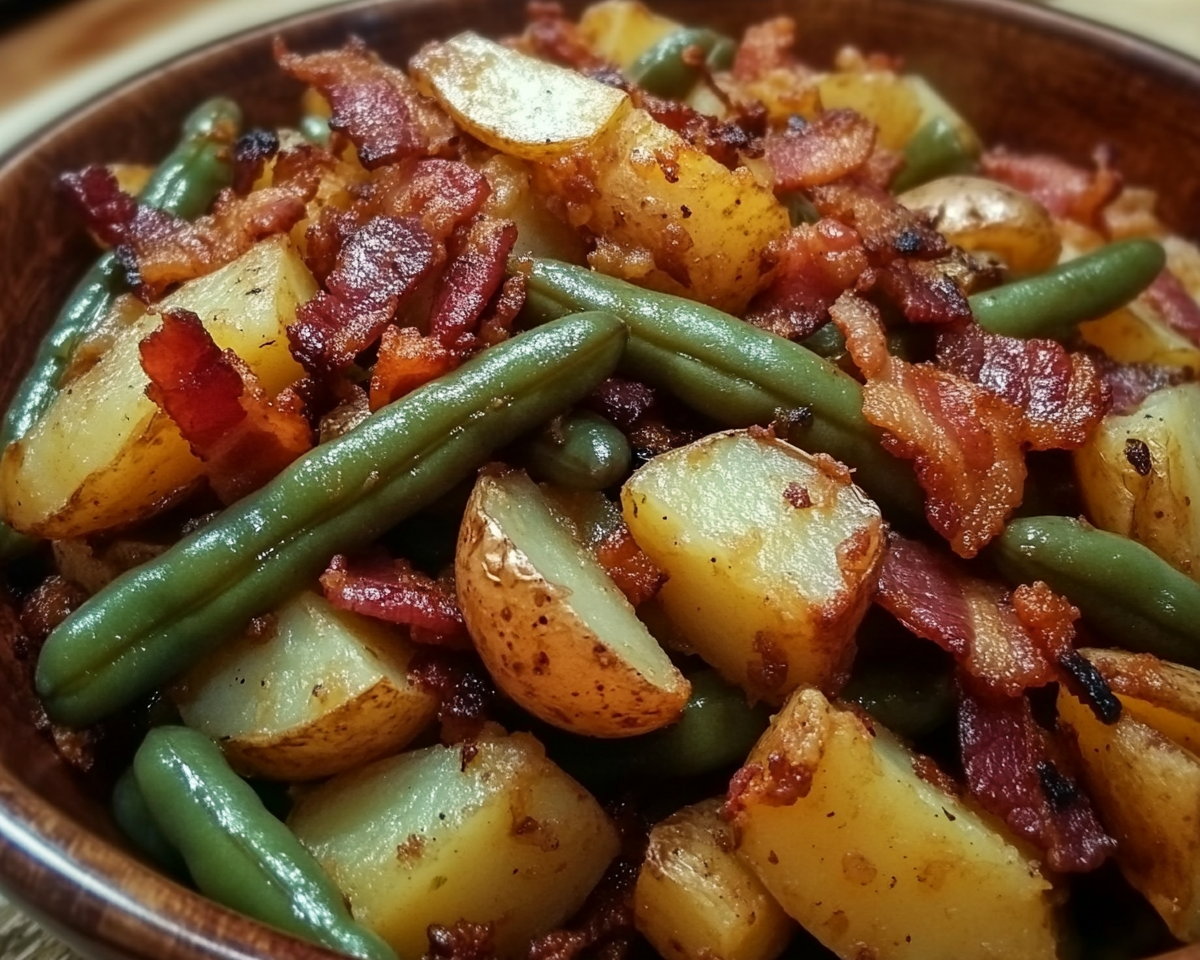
621,430,884,703
457,470,689,737
1059,684,1200,942
635,798,794,960
578,1,680,69
410,32,630,162
1081,647,1200,753
288,730,619,958
730,688,1058,960
0,237,314,538
173,591,437,781
1074,383,1200,582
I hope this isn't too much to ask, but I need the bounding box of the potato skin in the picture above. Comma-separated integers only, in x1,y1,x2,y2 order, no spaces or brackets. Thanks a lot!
456,479,689,737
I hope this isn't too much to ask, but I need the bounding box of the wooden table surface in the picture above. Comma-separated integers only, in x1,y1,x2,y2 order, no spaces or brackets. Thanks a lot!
0,0,1196,956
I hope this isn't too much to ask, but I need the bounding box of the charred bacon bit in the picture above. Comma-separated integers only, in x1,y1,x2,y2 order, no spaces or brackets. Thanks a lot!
408,649,495,743
958,691,1115,873
518,2,604,70
1011,581,1078,663
275,37,456,168
369,325,458,410
981,146,1122,230
763,109,877,191
830,292,1027,557
429,219,519,350
20,575,88,643
744,219,867,340
59,165,140,246
585,379,658,431
1143,268,1200,348
232,129,280,195
1058,650,1123,726
875,257,973,325
140,309,312,503
527,858,639,960
809,180,949,265
594,525,666,607
476,273,527,347
937,323,1110,450
423,921,495,960
628,87,764,170
321,553,469,647
732,16,798,81
289,215,440,373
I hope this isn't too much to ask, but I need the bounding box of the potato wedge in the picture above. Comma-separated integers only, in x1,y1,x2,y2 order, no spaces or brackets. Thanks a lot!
730,688,1058,960
457,470,689,737
172,591,437,781
288,729,619,958
0,237,314,538
1074,383,1200,582
1079,298,1200,374
479,155,588,264
578,1,680,70
635,798,794,960
410,32,631,163
621,430,885,703
1059,684,1200,942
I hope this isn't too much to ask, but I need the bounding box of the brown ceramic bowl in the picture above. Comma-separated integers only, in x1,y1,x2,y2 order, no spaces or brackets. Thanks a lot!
1,0,1200,958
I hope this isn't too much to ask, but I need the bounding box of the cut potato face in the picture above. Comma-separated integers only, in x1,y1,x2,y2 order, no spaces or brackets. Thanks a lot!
621,430,885,703
730,688,1058,960
635,797,794,960
577,0,680,70
410,32,631,163
1059,685,1200,942
456,470,690,737
288,730,619,959
816,70,922,152
0,237,315,538
172,591,437,781
1074,383,1200,582
479,154,588,264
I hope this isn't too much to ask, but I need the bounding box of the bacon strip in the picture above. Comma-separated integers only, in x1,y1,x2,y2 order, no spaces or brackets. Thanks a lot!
744,219,867,340
321,553,469,647
429,219,518,350
809,180,948,265
369,325,458,410
140,309,311,503
830,292,1026,557
1143,268,1200,347
937,322,1110,449
289,215,439,373
275,38,456,168
959,691,1115,873
981,146,1121,230
1086,350,1179,415
763,110,877,191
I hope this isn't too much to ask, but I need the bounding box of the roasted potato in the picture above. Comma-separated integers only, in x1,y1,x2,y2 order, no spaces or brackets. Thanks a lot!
577,0,681,69
635,798,794,960
456,470,690,737
730,688,1059,960
288,729,619,958
0,237,314,538
621,430,885,703
172,591,438,781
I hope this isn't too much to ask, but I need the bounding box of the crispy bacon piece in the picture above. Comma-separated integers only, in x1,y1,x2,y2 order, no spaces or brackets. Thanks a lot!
763,110,877,191
1086,350,1179,415
959,691,1115,872
476,273,526,347
527,859,639,960
59,165,139,245
231,129,280,195
275,38,456,168
423,921,495,960
429,219,518,350
830,292,1026,557
369,325,458,410
290,215,440,373
744,219,867,340
1143,268,1200,347
518,2,604,70
981,146,1122,230
585,379,658,430
937,322,1110,449
408,649,495,743
594,526,666,606
321,553,469,647
140,310,312,503
875,257,973,325
732,17,797,81
809,180,948,265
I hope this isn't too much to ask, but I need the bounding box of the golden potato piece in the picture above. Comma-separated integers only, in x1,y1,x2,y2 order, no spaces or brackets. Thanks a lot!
457,470,689,737
578,1,680,70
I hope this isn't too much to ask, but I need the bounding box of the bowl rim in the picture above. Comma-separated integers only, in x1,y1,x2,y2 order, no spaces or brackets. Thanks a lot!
2,0,1200,958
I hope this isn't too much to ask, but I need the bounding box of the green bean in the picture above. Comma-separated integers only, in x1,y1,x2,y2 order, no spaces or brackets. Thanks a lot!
891,116,978,194
525,410,632,489
841,664,956,740
36,314,625,727
782,191,821,227
522,259,926,525
800,323,847,360
299,114,331,147
969,238,1165,340
994,517,1200,669
134,726,395,960
547,669,770,785
0,98,240,563
112,766,189,879
629,27,736,99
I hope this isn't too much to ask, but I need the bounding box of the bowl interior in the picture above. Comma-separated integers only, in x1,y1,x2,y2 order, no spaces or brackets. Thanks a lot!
1,0,1199,957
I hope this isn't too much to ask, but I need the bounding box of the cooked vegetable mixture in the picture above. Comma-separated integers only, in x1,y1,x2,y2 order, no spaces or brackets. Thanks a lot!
7,3,1200,958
